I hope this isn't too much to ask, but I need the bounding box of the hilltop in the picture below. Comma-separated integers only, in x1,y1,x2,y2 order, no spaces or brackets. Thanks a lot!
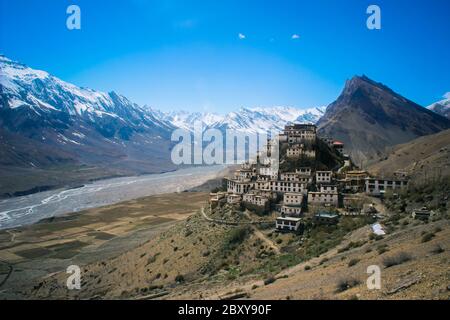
317,76,450,166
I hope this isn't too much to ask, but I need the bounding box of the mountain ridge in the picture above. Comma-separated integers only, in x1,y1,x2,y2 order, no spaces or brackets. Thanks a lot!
317,75,450,166
0,55,323,196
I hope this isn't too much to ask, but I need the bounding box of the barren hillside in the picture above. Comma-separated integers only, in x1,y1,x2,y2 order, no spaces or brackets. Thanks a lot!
368,129,450,180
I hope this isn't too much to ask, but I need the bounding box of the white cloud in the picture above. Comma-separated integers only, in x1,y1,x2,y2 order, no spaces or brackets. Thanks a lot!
291,34,300,39
238,33,246,40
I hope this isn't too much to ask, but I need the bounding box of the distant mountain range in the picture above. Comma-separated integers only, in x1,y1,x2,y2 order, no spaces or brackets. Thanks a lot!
163,106,325,133
317,75,450,166
1,55,449,195
0,55,177,175
0,55,324,195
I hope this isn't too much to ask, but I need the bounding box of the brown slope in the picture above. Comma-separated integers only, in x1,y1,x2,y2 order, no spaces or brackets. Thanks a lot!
317,76,450,166
368,128,450,180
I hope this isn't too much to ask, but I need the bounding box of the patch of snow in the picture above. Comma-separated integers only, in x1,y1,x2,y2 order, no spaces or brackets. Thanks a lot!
72,132,85,139
58,134,81,145
9,99,27,109
27,94,59,112
427,92,450,111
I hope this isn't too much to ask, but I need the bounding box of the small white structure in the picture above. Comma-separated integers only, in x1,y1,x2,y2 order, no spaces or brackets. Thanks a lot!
412,207,434,220
284,124,317,143
320,184,338,193
271,181,307,193
226,178,253,194
227,194,242,204
287,146,316,159
280,205,302,216
243,193,269,207
276,216,302,232
283,192,304,206
371,223,386,236
254,180,307,194
308,191,339,206
296,167,312,176
280,172,312,184
259,166,278,178
316,171,332,184
365,177,408,196
209,192,226,202
234,168,255,180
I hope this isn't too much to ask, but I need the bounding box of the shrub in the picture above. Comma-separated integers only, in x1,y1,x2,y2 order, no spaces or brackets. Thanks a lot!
382,252,412,268
421,233,435,243
175,274,185,283
377,244,389,254
304,265,311,271
335,277,361,293
202,250,210,257
224,226,250,251
147,255,157,264
430,244,445,254
348,258,360,267
264,276,276,285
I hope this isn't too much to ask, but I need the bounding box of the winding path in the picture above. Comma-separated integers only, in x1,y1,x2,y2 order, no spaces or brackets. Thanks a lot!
201,207,280,254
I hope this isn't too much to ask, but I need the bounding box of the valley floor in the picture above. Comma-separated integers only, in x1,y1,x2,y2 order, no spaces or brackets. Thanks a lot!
0,189,448,300
0,192,209,299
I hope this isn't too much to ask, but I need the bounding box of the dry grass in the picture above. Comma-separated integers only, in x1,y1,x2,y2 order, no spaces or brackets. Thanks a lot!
335,277,361,293
382,252,412,268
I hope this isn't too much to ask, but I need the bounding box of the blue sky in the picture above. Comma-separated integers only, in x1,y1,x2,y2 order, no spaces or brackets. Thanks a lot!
1,0,449,113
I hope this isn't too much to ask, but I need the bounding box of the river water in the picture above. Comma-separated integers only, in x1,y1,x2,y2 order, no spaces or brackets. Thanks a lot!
0,165,226,230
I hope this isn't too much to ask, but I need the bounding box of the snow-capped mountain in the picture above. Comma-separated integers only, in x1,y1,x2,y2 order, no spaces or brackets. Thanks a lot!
163,110,224,130
0,54,326,178
428,92,450,119
0,55,174,133
213,106,324,133
160,106,325,133
0,54,324,137
0,55,176,174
